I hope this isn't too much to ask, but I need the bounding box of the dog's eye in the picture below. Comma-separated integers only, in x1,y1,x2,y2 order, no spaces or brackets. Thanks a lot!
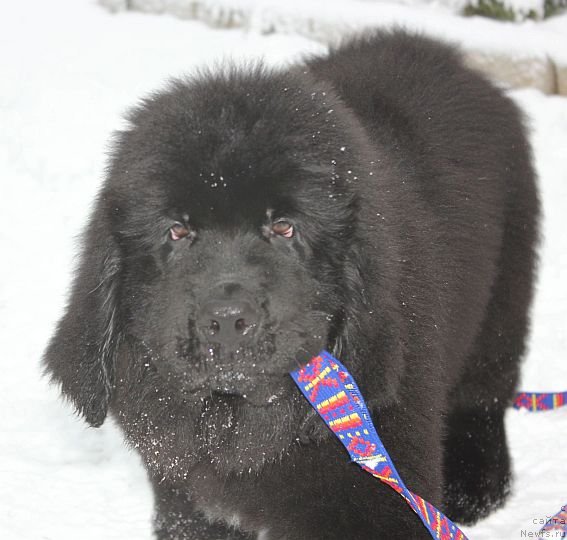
272,220,294,238
169,222,191,241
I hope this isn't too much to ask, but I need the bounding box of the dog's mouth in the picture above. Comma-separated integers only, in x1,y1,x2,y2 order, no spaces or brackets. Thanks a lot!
184,368,289,405
180,340,318,406
164,327,330,405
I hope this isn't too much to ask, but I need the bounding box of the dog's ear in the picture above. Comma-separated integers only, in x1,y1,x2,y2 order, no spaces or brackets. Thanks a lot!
43,194,121,427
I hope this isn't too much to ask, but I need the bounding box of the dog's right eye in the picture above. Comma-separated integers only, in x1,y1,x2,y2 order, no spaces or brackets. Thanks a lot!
271,219,294,238
169,222,191,241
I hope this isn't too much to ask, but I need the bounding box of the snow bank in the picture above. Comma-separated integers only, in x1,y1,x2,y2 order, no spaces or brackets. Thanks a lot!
100,0,567,93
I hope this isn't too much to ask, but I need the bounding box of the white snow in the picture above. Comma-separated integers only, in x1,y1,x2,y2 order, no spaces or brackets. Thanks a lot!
105,0,567,66
347,0,554,17
0,1,566,539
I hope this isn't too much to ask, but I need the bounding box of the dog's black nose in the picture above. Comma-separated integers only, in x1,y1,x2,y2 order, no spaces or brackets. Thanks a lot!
197,297,260,349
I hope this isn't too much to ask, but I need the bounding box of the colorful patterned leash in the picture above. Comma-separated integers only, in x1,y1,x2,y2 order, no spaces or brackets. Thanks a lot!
513,390,567,538
290,350,468,540
513,391,567,412
540,505,567,537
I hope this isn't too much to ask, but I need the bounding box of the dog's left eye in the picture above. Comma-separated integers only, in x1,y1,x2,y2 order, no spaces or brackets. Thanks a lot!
169,222,191,241
272,220,294,238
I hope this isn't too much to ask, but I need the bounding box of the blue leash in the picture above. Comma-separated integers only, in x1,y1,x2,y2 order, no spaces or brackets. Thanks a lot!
513,390,567,411
513,391,567,538
290,350,567,539
290,350,467,540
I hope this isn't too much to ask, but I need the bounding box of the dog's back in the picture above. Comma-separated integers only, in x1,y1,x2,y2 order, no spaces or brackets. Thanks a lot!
309,30,540,522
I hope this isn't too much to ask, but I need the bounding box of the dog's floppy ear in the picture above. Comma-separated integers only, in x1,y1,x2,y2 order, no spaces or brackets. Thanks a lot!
43,194,121,427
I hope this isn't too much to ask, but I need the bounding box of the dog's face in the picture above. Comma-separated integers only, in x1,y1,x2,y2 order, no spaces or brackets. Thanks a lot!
128,207,327,407
116,139,337,407
104,69,364,409
44,68,375,471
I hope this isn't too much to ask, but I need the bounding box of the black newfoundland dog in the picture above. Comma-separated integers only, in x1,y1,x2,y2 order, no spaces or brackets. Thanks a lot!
44,30,539,539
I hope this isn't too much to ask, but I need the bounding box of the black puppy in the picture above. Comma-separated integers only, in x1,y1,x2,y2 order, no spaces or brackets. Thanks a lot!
44,30,539,539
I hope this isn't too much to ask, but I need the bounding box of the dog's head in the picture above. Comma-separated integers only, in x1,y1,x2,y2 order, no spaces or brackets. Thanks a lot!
44,66,378,430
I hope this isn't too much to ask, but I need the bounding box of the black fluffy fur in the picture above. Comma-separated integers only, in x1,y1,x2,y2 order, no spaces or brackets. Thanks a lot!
44,30,539,539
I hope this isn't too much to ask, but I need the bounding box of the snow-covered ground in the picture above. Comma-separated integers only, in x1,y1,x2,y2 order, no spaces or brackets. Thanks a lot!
1,1,566,539
103,0,567,71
